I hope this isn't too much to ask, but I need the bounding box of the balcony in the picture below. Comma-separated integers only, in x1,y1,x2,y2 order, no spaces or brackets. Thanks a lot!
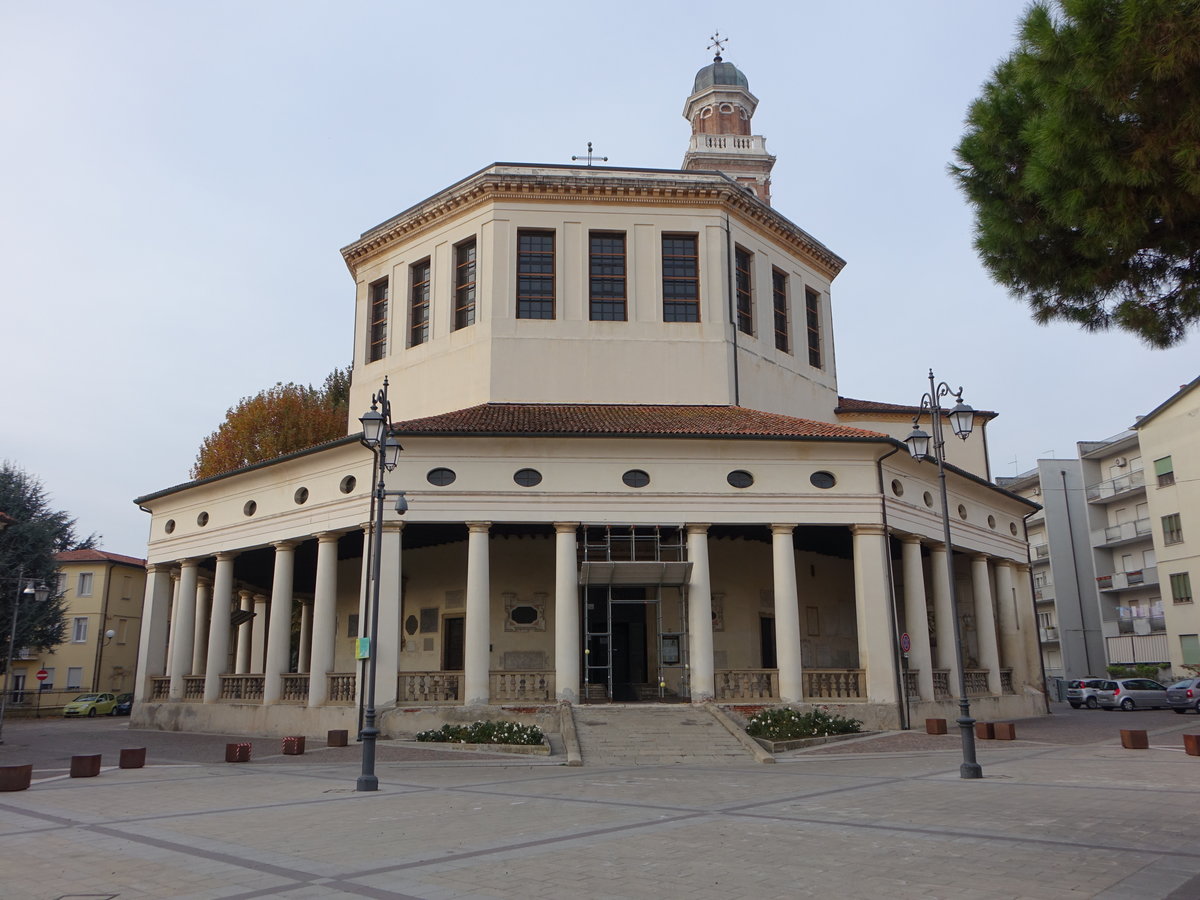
1031,543,1050,561
1097,567,1158,592
687,134,770,156
1039,626,1060,643
1034,581,1054,601
1086,468,1145,503
1094,518,1152,547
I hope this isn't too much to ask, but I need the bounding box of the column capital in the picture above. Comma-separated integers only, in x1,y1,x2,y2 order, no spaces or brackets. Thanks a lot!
553,522,580,533
686,523,712,535
381,521,405,533
899,534,923,546
993,558,1015,570
770,523,796,536
971,553,991,563
238,589,254,601
253,593,269,603
315,531,343,543
272,540,299,552
146,562,172,575
851,523,888,538
215,550,239,563
178,558,201,571
466,521,492,533
927,541,948,552
197,575,213,587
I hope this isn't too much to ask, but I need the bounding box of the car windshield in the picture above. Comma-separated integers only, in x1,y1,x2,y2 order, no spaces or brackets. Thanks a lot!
1170,680,1193,689
73,694,99,701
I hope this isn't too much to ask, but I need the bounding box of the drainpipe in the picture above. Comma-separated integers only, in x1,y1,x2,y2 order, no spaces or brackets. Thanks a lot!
1023,510,1051,713
874,445,906,729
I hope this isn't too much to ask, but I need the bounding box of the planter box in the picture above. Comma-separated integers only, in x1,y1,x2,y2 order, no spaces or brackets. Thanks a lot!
925,718,947,735
414,739,551,756
281,736,305,755
975,722,995,740
0,764,32,792
327,729,349,747
1120,729,1149,750
225,742,252,763
119,748,146,769
994,723,1017,741
1183,734,1200,757
753,731,875,753
70,755,101,778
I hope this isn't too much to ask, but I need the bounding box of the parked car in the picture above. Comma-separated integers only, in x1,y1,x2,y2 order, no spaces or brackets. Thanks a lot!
113,693,133,716
62,692,118,717
1167,678,1200,714
1066,677,1108,709
1096,678,1170,710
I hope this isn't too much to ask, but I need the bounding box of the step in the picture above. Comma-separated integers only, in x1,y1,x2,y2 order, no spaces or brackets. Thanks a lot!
572,703,755,765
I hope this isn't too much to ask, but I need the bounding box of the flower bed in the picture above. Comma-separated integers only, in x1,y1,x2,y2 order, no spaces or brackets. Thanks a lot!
746,706,862,741
416,720,545,746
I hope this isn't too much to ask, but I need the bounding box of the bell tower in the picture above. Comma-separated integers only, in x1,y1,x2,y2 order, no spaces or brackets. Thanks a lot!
682,37,776,203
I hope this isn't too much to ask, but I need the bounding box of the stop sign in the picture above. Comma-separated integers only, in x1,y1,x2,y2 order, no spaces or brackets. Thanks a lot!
35,669,48,682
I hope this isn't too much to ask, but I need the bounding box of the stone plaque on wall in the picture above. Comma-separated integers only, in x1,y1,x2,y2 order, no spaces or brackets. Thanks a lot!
502,650,547,670
444,590,464,610
419,607,439,633
504,591,546,632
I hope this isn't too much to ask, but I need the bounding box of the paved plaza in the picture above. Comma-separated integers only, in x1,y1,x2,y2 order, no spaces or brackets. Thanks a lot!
1,705,1199,899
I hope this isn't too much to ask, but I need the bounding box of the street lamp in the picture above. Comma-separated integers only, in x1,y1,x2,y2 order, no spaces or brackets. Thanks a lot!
904,369,982,780
0,572,51,745
356,377,405,792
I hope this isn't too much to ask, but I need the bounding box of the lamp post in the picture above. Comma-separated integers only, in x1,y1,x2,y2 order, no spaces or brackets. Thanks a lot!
0,571,51,745
904,369,982,780
357,377,404,792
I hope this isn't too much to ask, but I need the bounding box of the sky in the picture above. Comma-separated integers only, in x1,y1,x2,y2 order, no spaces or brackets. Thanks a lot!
1,1,1195,555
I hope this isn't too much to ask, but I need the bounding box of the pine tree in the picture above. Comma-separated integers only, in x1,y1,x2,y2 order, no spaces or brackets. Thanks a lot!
952,0,1200,347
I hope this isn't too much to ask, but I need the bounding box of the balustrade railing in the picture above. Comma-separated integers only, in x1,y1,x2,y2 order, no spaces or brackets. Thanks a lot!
1086,468,1145,501
715,669,779,700
327,673,356,704
398,671,461,703
932,670,951,700
1000,669,1014,695
183,676,205,701
220,675,264,701
964,669,990,696
280,674,309,702
489,671,553,702
903,670,919,700
150,677,170,700
804,668,864,700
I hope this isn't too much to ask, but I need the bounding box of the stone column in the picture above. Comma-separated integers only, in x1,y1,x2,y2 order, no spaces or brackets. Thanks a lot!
972,555,1002,695
1016,564,1044,690
192,577,211,675
308,532,341,707
771,524,804,703
994,560,1022,691
464,522,491,706
354,523,372,706
133,564,173,702
554,522,580,703
929,543,961,696
900,536,935,702
374,522,403,708
235,590,253,674
203,552,237,703
852,524,897,703
687,524,715,702
169,559,199,699
263,541,297,705
297,601,313,674
250,594,268,672
165,572,179,676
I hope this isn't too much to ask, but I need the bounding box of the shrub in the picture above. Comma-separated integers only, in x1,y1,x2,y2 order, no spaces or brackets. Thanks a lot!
415,720,544,746
1106,664,1165,680
745,706,862,741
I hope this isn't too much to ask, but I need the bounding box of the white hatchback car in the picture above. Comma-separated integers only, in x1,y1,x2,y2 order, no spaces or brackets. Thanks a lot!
1096,678,1170,710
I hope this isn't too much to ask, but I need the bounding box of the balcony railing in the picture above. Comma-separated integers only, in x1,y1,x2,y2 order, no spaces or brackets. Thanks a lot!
903,670,919,700
1039,626,1060,642
489,671,553,702
1031,544,1050,560
1105,633,1169,666
183,676,204,701
1097,567,1158,592
1001,669,1015,695
932,669,951,700
398,671,461,704
804,668,865,700
1034,585,1054,601
327,673,356,704
716,669,779,701
220,675,265,701
150,677,170,700
1096,518,1152,546
1086,468,1145,502
280,673,309,702
964,669,991,696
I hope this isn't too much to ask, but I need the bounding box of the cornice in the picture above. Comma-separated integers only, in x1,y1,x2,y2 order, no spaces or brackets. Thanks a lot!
341,168,846,281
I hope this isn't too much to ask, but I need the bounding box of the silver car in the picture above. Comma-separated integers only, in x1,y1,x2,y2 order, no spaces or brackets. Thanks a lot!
1066,677,1107,709
1167,678,1200,714
1097,678,1170,710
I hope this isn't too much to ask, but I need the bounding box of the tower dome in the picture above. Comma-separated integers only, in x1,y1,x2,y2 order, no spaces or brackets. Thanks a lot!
692,58,749,94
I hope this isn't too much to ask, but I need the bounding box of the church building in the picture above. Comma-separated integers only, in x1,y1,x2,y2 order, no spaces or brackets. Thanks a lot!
132,51,1043,737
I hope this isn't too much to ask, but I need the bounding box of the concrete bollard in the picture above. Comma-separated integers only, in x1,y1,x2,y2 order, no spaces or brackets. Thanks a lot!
281,736,305,755
974,722,995,740
119,748,146,769
1183,734,1200,757
70,755,102,778
225,742,252,763
1120,729,1149,750
327,729,349,747
994,723,1017,741
0,764,33,792
925,718,948,735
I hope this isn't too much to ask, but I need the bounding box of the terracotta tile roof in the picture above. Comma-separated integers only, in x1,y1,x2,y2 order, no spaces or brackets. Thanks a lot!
836,396,998,420
393,403,888,440
55,549,146,568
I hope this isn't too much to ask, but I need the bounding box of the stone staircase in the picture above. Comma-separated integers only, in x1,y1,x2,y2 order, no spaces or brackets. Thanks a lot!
572,703,757,765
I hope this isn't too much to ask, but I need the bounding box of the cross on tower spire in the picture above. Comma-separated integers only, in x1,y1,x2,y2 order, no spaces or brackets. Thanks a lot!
571,142,608,166
708,31,727,62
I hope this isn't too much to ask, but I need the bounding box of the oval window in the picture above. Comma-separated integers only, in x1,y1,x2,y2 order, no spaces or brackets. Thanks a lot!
294,487,309,505
509,606,539,626
958,504,968,520
243,501,257,517
427,467,457,486
164,519,176,534
923,491,934,508
810,471,836,489
727,470,754,488
622,469,650,488
890,479,904,497
196,511,209,527
1010,522,1019,536
339,475,357,494
987,515,997,529
514,468,543,487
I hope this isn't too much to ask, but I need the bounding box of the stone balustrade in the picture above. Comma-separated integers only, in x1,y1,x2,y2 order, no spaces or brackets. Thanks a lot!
280,674,309,702
398,671,461,703
489,671,554,702
183,676,205,701
220,675,264,701
327,673,356,704
150,677,170,700
715,669,779,700
804,668,865,700
964,669,991,696
932,669,951,700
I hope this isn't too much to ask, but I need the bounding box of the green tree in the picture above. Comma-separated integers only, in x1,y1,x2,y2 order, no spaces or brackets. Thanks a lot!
191,366,352,480
0,462,98,665
952,0,1200,347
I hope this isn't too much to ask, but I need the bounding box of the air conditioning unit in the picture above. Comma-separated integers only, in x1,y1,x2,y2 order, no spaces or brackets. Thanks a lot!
1032,488,1041,497
1114,456,1127,467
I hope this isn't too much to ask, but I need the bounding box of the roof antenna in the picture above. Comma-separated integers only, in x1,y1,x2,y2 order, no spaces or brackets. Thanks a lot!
708,31,727,62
